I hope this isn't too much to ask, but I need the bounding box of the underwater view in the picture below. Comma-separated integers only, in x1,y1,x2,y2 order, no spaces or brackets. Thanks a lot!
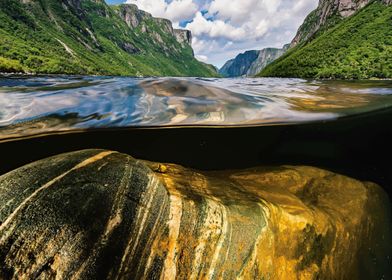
0,75,391,279
1,0,392,278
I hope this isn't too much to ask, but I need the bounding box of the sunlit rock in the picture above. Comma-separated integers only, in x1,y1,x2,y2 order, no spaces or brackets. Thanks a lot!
0,150,390,279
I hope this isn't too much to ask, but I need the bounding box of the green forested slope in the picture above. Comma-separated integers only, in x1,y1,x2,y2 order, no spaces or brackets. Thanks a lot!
0,0,217,76
259,2,392,79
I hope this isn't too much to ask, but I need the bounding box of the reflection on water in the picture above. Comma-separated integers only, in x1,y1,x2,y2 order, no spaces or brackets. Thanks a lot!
0,75,391,141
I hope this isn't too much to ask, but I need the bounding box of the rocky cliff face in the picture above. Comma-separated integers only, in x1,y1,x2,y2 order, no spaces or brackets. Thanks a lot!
219,50,259,77
219,46,288,77
247,45,289,76
116,4,191,46
116,4,151,29
291,0,390,46
174,29,192,45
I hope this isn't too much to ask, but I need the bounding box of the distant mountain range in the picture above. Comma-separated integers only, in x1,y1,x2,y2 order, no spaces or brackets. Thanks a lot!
219,46,289,77
0,0,217,76
222,0,391,79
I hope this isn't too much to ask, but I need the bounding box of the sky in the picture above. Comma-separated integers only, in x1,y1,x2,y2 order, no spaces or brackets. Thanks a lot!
106,0,318,68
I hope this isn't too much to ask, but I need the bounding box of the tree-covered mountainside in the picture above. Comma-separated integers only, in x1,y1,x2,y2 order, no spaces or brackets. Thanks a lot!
290,0,375,48
0,0,217,76
259,1,392,79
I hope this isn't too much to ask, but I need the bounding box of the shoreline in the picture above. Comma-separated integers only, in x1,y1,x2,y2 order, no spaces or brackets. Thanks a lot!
1,72,392,81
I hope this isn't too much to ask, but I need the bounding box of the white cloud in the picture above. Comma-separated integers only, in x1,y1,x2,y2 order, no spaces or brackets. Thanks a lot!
125,0,318,67
190,0,318,66
208,0,282,25
125,0,197,23
186,12,247,41
192,0,317,42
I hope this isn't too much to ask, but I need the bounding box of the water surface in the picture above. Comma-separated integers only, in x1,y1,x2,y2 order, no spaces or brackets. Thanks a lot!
0,75,391,141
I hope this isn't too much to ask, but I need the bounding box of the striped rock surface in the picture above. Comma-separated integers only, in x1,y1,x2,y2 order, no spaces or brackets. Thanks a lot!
0,150,390,279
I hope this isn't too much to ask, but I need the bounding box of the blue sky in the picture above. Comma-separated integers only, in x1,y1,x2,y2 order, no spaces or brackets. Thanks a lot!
107,0,123,4
106,0,318,67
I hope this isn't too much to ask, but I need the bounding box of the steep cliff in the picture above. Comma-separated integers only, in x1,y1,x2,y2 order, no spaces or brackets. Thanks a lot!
219,50,259,77
115,4,192,47
292,0,392,47
291,0,372,47
219,46,288,77
174,29,192,46
0,0,216,76
260,0,392,79
247,45,289,76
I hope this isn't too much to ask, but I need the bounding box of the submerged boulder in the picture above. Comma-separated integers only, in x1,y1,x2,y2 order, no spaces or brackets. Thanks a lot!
0,150,390,279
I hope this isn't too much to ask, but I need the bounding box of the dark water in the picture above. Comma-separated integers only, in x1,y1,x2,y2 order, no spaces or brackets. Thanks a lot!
1,75,392,194
1,75,392,181
0,75,392,278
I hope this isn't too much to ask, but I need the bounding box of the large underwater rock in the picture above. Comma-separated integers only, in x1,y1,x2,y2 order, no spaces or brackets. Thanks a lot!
0,150,390,279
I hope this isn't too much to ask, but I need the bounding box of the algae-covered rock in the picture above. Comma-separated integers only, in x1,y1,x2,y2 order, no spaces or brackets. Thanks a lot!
0,150,390,279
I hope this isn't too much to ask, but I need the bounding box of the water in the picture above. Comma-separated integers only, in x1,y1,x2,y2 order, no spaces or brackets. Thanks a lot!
0,75,391,142
0,75,391,278
1,75,392,194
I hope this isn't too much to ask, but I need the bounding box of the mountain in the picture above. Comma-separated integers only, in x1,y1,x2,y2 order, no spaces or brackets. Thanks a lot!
219,46,288,77
247,45,290,76
0,0,217,76
259,0,392,79
291,0,374,47
219,50,259,77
